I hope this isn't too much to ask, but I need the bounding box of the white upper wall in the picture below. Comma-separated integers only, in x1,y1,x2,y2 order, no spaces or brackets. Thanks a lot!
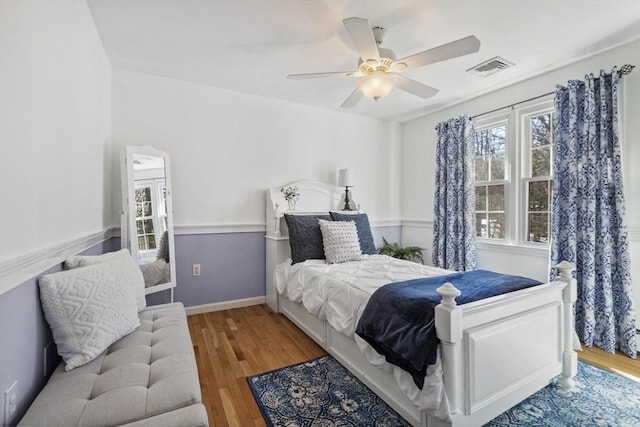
112,69,402,227
0,1,112,265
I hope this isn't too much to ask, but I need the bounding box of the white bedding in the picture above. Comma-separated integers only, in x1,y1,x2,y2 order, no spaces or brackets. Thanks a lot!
275,254,453,420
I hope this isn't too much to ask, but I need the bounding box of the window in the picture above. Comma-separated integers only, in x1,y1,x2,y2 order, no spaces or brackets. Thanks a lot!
473,99,553,247
523,112,553,243
474,123,507,239
134,178,168,262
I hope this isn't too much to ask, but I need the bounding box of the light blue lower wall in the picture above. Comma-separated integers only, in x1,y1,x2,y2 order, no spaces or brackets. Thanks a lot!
0,237,120,425
148,226,403,307
2,226,401,423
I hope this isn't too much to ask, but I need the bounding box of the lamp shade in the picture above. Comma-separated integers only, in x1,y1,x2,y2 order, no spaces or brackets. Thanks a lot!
358,71,395,101
338,169,353,187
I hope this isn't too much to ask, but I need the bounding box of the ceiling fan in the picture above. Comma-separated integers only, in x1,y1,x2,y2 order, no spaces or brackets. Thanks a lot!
287,17,481,108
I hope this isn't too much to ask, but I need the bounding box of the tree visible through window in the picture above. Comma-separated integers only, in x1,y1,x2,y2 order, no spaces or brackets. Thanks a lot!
526,113,553,243
472,100,553,247
135,187,156,251
474,124,506,239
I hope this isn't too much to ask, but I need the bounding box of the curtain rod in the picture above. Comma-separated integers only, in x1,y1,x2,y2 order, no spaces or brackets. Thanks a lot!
472,64,635,120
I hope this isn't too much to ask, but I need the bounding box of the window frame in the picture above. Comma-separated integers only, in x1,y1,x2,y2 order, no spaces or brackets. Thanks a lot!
134,178,167,262
473,113,511,243
519,102,554,247
472,97,554,250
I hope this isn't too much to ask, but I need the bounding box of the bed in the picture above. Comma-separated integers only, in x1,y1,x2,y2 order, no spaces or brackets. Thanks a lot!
264,180,577,427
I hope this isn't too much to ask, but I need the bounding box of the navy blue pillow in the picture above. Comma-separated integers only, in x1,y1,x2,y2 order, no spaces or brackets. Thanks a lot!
329,212,376,255
284,214,332,264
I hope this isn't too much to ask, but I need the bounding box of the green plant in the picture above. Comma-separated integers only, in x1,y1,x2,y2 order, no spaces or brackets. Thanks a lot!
378,237,425,264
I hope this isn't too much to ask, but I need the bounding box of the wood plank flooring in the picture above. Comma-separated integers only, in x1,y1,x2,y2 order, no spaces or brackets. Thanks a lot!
187,304,326,427
188,304,640,427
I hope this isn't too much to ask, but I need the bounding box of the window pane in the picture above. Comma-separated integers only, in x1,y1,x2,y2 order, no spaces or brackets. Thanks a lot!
147,234,156,249
475,186,487,211
476,213,487,238
138,236,146,250
143,219,154,233
136,204,143,217
488,185,504,211
488,213,505,239
136,221,144,235
135,187,151,203
529,181,550,211
532,147,551,176
491,155,505,180
528,213,549,243
531,114,551,148
475,157,489,181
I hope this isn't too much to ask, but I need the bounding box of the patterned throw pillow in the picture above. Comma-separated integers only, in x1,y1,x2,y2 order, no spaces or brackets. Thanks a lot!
64,248,146,311
329,212,377,255
39,257,141,371
284,214,332,264
318,219,362,264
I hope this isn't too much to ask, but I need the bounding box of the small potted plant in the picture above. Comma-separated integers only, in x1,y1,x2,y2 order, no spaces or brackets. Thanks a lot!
378,237,425,264
281,186,300,211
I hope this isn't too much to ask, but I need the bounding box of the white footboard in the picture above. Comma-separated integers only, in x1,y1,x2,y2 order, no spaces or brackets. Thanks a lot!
435,262,577,427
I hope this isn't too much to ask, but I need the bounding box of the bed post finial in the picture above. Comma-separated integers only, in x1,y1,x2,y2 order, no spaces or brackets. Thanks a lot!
437,282,461,307
435,282,462,413
555,261,577,391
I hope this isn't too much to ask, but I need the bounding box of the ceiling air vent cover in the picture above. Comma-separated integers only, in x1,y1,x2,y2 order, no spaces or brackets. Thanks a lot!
467,56,514,77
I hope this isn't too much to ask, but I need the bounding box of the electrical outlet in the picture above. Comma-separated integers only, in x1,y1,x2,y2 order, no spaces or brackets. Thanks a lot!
192,264,201,277
4,380,17,427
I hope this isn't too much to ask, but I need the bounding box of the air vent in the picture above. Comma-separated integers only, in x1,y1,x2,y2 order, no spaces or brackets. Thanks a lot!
467,56,514,77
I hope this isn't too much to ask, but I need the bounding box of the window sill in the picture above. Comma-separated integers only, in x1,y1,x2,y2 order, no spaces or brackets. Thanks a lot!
476,240,549,258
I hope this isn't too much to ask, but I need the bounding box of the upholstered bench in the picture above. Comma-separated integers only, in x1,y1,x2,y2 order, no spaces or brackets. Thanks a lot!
19,303,208,427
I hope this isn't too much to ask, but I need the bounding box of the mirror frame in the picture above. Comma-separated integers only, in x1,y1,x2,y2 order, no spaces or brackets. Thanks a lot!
121,145,177,298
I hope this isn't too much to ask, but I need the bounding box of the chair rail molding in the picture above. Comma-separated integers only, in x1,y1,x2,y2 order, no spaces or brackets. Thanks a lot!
0,227,120,296
174,220,402,236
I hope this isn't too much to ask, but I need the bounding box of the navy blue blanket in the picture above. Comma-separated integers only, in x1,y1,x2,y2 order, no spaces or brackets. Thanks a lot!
355,270,542,389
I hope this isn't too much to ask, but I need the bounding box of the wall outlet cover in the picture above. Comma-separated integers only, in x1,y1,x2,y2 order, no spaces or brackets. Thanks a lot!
4,380,18,427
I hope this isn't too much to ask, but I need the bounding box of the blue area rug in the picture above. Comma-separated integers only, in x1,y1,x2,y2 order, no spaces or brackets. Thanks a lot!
247,355,640,427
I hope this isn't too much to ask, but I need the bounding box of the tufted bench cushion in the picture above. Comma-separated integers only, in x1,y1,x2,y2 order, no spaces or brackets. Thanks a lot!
19,303,208,427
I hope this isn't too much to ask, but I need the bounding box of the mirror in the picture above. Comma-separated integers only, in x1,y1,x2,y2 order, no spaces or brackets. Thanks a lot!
121,145,176,299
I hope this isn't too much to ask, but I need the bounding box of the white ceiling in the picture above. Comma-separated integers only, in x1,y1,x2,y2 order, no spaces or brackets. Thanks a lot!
86,0,640,122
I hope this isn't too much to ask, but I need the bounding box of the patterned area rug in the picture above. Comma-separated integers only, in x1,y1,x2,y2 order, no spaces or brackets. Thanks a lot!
248,355,640,427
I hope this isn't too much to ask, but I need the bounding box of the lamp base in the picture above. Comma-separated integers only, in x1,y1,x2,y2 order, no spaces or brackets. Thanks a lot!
343,186,354,211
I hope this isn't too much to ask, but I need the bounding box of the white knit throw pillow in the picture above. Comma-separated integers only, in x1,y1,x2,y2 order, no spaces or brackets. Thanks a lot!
39,257,141,370
318,219,362,264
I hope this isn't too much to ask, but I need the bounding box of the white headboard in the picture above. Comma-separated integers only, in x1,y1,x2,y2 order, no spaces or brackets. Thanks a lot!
264,180,356,312
265,180,344,239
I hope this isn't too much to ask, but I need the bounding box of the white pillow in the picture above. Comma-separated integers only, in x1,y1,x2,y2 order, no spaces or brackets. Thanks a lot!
65,248,146,311
318,219,362,264
39,257,141,371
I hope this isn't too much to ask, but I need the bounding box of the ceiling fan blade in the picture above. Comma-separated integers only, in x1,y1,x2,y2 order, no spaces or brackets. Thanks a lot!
340,87,364,108
287,71,363,79
392,74,439,99
394,35,481,70
343,17,380,64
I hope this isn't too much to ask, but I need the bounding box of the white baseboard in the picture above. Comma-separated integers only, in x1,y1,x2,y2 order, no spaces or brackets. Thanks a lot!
185,296,265,315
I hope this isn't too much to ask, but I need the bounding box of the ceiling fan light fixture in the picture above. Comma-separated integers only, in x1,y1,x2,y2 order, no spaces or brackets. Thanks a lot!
358,71,395,101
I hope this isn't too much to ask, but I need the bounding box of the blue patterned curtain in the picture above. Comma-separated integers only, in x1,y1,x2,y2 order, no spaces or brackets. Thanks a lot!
432,115,477,271
550,68,637,358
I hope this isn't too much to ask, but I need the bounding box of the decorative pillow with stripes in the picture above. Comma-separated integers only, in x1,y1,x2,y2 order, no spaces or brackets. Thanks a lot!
318,219,362,264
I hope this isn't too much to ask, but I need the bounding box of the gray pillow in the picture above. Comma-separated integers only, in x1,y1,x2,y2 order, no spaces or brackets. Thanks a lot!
329,212,376,255
284,214,331,264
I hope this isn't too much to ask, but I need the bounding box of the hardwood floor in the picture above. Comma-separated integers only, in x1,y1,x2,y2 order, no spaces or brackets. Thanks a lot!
187,304,326,427
188,304,640,426
578,342,640,382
